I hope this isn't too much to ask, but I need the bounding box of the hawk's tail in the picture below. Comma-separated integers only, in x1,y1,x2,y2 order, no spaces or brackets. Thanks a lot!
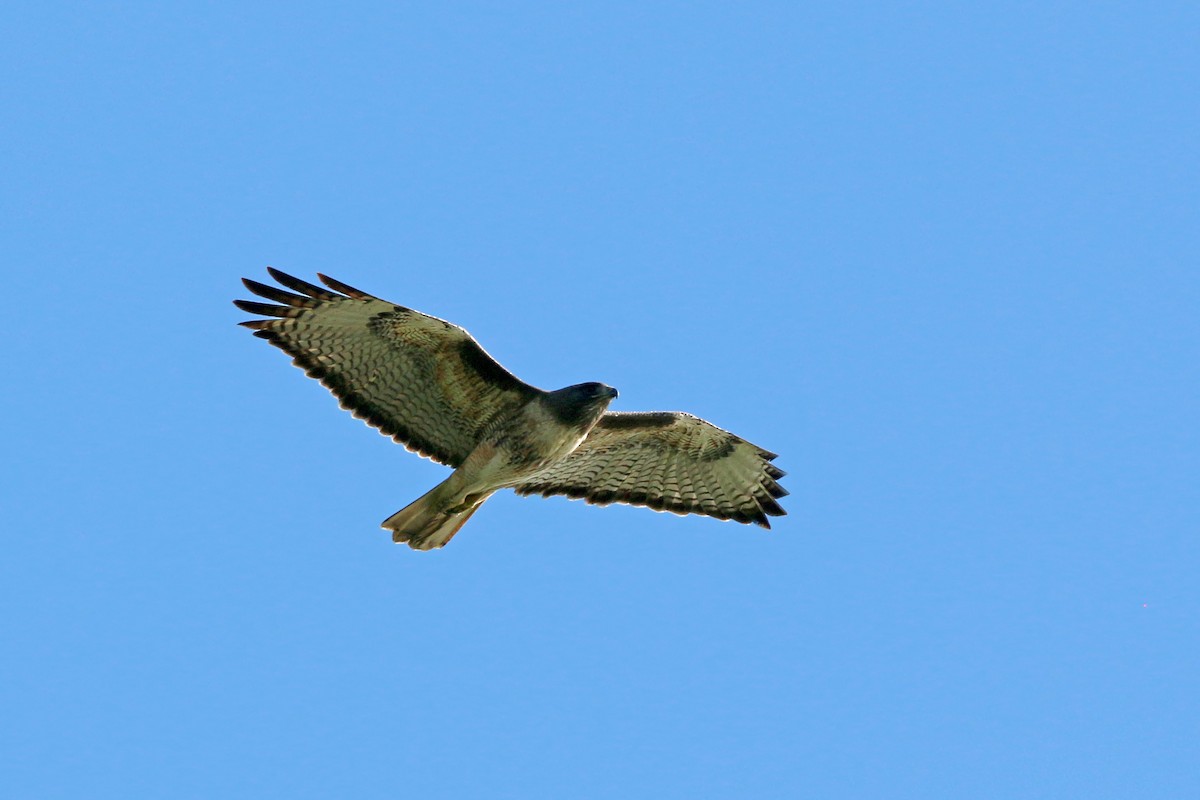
381,483,492,551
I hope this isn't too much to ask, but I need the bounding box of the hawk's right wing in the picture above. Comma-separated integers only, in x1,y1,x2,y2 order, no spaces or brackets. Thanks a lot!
515,411,787,527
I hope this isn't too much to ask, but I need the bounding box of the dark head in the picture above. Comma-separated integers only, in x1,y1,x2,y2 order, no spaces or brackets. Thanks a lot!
543,382,618,427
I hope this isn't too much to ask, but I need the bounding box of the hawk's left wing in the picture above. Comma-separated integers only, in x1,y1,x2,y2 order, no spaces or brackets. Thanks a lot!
514,411,787,527
234,269,540,467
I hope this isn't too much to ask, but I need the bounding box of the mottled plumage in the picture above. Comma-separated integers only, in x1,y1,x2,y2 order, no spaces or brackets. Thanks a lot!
515,412,787,524
234,269,786,550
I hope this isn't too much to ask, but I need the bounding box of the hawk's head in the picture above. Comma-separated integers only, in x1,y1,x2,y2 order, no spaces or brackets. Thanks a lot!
545,382,618,428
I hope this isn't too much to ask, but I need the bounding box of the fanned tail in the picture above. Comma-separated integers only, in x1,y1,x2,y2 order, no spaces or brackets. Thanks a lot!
381,482,490,551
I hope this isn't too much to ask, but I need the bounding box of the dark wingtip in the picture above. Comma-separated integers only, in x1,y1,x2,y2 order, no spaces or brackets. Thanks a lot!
233,299,292,317
268,267,343,300
241,278,315,307
317,273,374,300
757,496,787,517
265,266,296,284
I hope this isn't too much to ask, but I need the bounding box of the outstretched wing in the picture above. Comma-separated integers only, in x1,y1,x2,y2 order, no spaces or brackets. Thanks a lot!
514,411,787,527
234,268,540,467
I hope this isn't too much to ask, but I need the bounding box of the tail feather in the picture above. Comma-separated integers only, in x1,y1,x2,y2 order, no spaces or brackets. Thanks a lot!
381,483,491,551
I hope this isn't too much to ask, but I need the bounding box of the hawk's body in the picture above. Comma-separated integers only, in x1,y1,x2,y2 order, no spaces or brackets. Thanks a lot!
235,269,786,549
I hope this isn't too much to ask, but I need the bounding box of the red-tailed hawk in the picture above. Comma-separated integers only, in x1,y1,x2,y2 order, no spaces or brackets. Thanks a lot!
234,269,787,550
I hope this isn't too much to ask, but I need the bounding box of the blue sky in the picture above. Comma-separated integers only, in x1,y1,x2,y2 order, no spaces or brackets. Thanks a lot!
2,2,1197,797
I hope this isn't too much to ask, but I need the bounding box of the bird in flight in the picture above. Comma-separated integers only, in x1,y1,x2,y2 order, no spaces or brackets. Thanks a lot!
234,269,786,550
